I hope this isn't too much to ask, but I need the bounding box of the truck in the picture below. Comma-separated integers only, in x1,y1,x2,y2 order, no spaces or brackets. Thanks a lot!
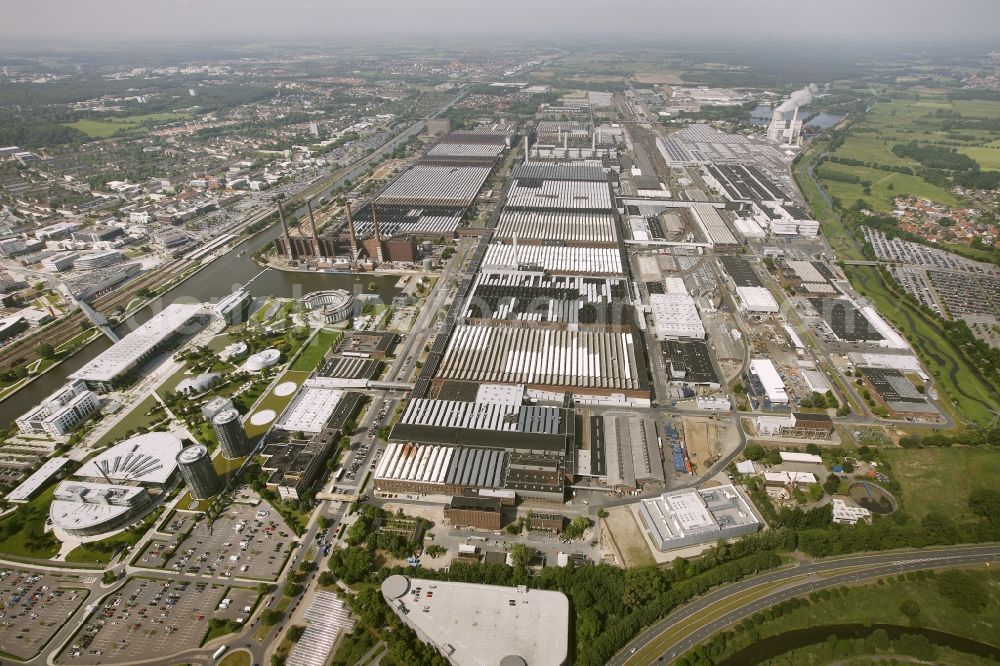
212,646,228,660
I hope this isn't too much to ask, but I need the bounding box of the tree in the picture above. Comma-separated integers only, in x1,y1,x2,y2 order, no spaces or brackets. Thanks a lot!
509,544,534,569
287,625,305,641
37,343,56,360
260,608,284,625
968,488,1000,521
824,474,842,496
900,598,921,620
597,508,609,519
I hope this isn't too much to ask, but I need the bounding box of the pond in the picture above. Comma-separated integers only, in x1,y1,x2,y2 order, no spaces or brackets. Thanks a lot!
848,480,897,515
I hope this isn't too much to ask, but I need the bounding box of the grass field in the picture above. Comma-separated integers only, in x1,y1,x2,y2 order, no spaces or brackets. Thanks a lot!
94,395,164,448
820,163,961,211
64,112,191,138
0,484,59,559
603,506,655,568
218,650,251,666
289,329,342,372
883,448,1000,522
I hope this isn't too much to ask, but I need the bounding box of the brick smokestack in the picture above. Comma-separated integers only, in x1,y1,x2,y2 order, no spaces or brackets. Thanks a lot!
306,200,321,258
277,200,295,260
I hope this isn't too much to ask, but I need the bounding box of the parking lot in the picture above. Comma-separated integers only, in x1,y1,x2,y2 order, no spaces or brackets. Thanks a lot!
0,569,89,660
60,578,257,664
157,501,294,582
342,399,391,483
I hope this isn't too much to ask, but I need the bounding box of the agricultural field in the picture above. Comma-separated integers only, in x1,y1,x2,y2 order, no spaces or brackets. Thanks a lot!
820,95,1000,211
883,447,1000,522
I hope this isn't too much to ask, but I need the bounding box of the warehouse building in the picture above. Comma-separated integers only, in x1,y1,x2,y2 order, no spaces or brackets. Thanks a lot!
809,297,885,342
435,322,650,398
373,442,507,496
381,575,569,666
273,383,347,434
463,272,632,325
648,292,704,340
858,366,940,419
598,414,665,489
639,485,763,551
746,358,790,407
70,303,205,391
494,210,619,246
662,340,721,387
734,285,780,315
703,164,789,206
376,165,490,207
482,244,624,276
510,163,608,182
688,205,740,249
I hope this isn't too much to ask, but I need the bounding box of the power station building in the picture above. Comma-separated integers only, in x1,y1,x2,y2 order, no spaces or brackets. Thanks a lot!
176,445,222,499
212,408,252,459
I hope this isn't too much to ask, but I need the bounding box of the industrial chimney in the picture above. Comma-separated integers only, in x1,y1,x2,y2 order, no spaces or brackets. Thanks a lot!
306,200,321,258
371,202,385,263
277,201,296,261
345,200,359,260
524,135,529,165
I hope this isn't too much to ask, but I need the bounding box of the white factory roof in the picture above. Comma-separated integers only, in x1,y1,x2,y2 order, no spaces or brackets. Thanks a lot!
782,323,805,350
749,358,788,404
75,432,183,485
779,451,824,464
736,286,779,313
70,303,203,384
785,260,826,283
495,210,618,244
506,179,612,210
482,244,623,275
437,323,644,392
381,576,569,666
427,143,504,158
5,457,70,503
663,277,687,294
648,293,704,339
273,385,344,434
374,442,454,485
691,205,738,246
735,460,756,475
640,484,761,545
377,165,490,205
861,306,908,349
848,352,923,374
400,399,561,434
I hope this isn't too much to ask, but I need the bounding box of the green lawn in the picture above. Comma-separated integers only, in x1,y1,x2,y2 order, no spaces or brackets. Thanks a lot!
0,483,60,559
244,370,310,438
218,651,252,666
95,395,165,448
883,448,1000,522
290,329,342,372
818,162,961,212
63,112,191,138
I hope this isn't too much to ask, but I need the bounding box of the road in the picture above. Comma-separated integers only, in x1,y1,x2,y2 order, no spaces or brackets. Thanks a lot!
610,544,1000,666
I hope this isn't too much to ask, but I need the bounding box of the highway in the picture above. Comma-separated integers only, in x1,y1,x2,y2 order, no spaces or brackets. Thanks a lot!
610,544,1000,666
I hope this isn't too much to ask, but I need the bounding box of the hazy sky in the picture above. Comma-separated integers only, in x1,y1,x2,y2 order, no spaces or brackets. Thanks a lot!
3,0,999,43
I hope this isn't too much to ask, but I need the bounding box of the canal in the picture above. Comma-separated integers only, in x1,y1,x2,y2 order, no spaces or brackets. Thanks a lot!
0,114,433,425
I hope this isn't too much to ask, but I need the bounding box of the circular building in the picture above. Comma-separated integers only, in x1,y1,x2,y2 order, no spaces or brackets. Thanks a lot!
176,445,222,500
244,348,281,372
176,372,220,396
50,481,154,538
76,432,183,488
219,341,249,362
212,408,252,459
301,289,354,324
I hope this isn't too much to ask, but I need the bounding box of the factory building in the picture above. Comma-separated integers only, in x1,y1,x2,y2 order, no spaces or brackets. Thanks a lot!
376,165,490,207
435,322,650,399
482,244,624,276
463,272,632,325
381,575,569,666
687,205,740,250
176,445,223,500
639,485,762,551
444,495,503,530
373,442,507,497
506,179,613,211
70,303,205,391
494,210,619,247
857,366,940,419
212,408,252,459
597,414,665,490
